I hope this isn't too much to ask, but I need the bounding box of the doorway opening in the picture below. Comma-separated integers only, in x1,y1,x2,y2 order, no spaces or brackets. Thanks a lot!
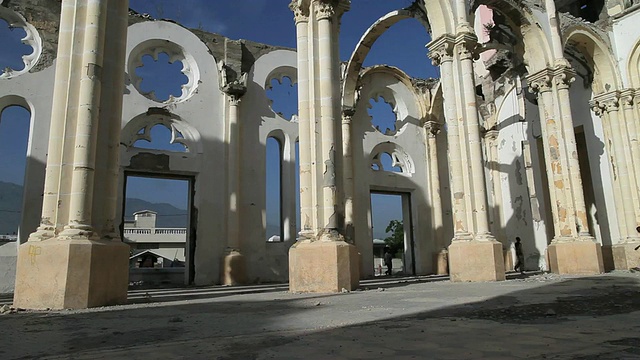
122,173,194,287
370,192,415,276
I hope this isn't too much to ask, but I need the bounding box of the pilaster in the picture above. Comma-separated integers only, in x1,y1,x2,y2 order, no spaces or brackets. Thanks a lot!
424,121,446,275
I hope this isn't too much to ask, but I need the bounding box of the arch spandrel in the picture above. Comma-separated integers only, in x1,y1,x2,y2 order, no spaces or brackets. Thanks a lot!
563,25,621,93
342,7,440,110
626,39,640,89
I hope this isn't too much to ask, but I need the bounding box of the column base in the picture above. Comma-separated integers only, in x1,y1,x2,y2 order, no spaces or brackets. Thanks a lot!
222,250,246,285
289,231,359,293
612,242,640,270
448,240,505,282
547,240,604,275
434,249,449,275
503,248,514,272
13,238,130,310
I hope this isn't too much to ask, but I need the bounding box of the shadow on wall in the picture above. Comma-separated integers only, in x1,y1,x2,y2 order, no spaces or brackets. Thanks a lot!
3,275,640,358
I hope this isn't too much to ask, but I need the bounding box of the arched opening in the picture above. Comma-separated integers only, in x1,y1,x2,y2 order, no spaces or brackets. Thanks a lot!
266,76,298,121
0,105,30,237
266,137,282,242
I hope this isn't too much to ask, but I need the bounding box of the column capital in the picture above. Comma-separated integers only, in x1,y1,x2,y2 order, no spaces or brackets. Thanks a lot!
484,129,500,143
222,81,247,105
455,32,479,61
619,88,635,109
552,65,576,90
341,107,355,124
426,34,455,66
592,91,621,114
289,0,309,24
526,68,553,94
313,0,350,21
423,120,442,138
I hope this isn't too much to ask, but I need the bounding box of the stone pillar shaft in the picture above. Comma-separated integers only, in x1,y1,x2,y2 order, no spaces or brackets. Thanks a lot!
317,12,339,230
428,37,469,237
63,0,109,234
293,10,314,235
342,110,355,241
457,35,491,237
555,77,591,236
593,93,639,240
425,122,443,246
227,96,241,250
100,0,129,240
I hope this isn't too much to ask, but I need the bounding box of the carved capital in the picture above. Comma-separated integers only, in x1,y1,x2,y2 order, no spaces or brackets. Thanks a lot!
484,129,499,143
455,33,479,61
526,69,553,95
289,1,309,24
592,91,621,115
620,89,635,109
426,35,455,66
589,100,604,117
342,107,355,124
424,121,442,138
314,1,335,20
552,65,576,90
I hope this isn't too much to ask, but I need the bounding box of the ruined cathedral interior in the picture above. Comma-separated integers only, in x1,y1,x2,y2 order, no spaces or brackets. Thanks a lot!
0,0,639,310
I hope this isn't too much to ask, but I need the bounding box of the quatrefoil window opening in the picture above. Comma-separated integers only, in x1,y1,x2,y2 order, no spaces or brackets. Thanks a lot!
266,76,298,121
0,18,34,78
134,52,189,102
133,123,188,152
368,96,399,135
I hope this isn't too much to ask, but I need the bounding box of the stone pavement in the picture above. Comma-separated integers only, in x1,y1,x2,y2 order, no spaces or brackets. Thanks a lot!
2,272,640,359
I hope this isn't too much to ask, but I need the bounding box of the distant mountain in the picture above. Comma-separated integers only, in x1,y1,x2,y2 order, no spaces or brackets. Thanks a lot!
0,181,189,231
0,181,23,235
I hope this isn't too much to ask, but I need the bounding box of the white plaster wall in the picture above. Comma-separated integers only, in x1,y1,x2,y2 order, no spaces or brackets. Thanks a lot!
0,59,56,293
493,85,549,270
243,49,299,283
569,77,619,246
351,69,437,277
120,21,225,286
611,11,640,86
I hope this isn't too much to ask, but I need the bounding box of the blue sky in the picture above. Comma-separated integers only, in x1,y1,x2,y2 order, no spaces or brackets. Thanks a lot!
1,0,438,239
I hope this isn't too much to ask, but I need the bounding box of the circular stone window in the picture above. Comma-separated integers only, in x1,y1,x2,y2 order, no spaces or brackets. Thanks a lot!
0,7,42,79
128,39,199,103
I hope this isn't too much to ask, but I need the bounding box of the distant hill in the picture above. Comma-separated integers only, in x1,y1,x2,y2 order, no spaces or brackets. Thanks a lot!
0,181,189,232
0,182,283,233
0,181,23,235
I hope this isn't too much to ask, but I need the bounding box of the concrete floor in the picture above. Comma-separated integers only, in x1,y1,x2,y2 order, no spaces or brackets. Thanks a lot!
3,272,640,359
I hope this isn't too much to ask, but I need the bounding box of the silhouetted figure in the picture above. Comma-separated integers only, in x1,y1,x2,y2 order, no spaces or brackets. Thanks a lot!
384,246,393,275
514,237,525,274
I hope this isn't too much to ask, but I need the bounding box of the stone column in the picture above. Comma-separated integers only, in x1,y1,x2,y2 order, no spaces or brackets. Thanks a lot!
290,1,314,237
424,121,447,275
428,36,469,238
428,34,505,282
342,108,355,242
592,92,640,269
621,90,640,223
528,68,603,274
484,130,511,270
14,0,130,310
222,83,247,285
288,0,359,293
554,67,592,237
